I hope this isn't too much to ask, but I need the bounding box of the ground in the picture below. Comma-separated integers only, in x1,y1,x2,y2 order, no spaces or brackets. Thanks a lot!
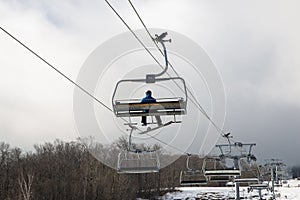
161,179,300,200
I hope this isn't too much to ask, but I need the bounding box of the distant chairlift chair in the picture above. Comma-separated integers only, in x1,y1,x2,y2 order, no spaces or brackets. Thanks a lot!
117,149,160,174
203,156,241,182
180,154,207,186
117,125,160,174
234,159,259,184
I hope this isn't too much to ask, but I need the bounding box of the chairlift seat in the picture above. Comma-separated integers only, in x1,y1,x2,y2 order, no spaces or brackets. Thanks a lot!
180,180,207,185
234,178,259,183
180,170,207,186
118,166,159,174
114,99,186,117
204,169,241,177
208,176,231,182
117,150,160,174
249,183,269,190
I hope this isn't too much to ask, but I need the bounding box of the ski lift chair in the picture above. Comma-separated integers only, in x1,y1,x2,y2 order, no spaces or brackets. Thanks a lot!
112,32,187,125
248,183,269,191
117,149,160,174
179,154,207,186
112,78,187,124
248,183,270,199
203,157,241,182
234,178,259,184
234,159,259,184
117,124,160,174
114,32,185,173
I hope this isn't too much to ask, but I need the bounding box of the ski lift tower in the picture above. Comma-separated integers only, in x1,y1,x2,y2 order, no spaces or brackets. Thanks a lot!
215,140,256,200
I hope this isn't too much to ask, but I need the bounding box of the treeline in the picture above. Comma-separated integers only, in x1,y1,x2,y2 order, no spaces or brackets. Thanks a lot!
0,139,191,200
291,165,300,179
0,138,274,200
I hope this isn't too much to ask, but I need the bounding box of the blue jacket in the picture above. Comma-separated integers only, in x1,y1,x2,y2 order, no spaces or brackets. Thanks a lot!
141,94,156,103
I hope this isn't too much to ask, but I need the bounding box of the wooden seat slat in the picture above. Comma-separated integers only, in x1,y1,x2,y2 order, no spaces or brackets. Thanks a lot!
114,101,185,111
114,100,186,117
115,110,185,117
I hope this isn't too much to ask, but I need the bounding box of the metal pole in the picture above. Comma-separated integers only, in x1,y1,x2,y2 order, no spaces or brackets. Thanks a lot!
234,158,240,200
258,189,262,200
235,181,240,200
275,166,278,183
271,167,275,199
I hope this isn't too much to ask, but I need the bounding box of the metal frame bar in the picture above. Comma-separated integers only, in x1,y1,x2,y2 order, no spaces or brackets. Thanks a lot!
112,77,188,116
234,178,259,183
204,170,241,176
180,170,207,186
117,150,160,174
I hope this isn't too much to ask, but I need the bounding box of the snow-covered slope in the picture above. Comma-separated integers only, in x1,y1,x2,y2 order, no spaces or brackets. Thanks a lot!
161,179,300,200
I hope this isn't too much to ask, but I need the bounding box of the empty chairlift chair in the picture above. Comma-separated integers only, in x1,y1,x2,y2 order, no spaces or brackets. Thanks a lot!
234,159,259,184
117,149,160,174
248,183,269,191
116,124,160,174
180,154,207,186
203,156,241,182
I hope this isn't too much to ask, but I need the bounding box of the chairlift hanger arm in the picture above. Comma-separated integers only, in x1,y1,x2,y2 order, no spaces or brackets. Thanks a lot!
127,126,135,151
153,32,171,78
217,145,224,156
186,154,192,171
248,143,256,155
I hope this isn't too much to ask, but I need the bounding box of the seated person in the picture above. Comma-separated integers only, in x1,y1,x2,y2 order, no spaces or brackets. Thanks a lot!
141,90,162,126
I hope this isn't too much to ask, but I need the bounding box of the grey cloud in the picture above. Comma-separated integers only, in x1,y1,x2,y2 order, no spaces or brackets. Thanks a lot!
1,0,300,166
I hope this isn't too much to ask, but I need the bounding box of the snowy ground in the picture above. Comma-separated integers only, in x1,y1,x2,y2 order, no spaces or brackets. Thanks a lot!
161,179,300,200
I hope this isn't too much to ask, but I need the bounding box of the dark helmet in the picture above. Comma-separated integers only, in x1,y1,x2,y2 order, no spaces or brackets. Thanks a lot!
146,90,152,95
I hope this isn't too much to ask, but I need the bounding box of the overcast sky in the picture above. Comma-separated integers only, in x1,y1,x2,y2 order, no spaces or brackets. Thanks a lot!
1,0,300,166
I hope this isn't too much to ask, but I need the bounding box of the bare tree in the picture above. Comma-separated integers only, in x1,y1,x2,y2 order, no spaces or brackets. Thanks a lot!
18,171,34,200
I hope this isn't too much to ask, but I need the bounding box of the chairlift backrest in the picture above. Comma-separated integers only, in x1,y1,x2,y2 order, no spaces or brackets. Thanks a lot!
180,170,207,186
117,150,160,174
234,178,259,183
179,155,207,186
203,157,241,177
